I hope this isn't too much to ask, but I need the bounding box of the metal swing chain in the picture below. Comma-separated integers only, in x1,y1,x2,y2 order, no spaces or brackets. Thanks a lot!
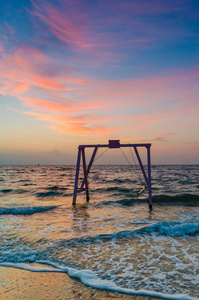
120,147,144,187
129,146,144,186
93,148,109,163
120,147,148,198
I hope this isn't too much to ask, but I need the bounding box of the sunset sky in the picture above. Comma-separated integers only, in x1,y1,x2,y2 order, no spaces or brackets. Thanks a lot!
0,0,199,165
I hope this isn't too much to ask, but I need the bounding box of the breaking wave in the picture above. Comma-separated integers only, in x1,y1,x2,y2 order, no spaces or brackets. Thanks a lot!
0,205,59,215
53,219,199,248
145,220,199,236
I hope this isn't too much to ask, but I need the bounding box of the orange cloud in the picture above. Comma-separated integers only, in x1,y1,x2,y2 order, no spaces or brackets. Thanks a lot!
22,110,111,136
4,65,199,137
0,46,88,97
20,97,73,114
51,124,110,136
20,95,104,114
1,40,198,139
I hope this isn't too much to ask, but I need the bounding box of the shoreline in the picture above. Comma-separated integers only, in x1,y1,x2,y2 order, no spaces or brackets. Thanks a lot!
0,266,159,300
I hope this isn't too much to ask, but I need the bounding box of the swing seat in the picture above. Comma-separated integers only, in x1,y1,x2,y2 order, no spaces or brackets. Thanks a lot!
138,185,148,196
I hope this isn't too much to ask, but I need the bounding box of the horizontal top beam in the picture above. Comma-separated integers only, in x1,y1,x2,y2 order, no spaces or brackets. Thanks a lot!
79,143,151,149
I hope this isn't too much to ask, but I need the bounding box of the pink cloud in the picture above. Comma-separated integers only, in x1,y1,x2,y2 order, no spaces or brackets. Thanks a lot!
19,95,104,116
5,65,199,137
31,0,109,53
31,1,87,47
0,48,69,95
0,45,89,97
1,40,198,138
0,44,112,136
29,0,190,74
30,0,126,62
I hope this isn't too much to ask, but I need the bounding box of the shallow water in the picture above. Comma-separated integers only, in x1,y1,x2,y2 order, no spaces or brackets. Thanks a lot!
0,165,198,299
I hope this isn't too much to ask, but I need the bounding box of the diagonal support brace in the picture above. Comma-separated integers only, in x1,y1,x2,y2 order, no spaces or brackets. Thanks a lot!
80,146,98,191
134,146,148,186
82,147,89,202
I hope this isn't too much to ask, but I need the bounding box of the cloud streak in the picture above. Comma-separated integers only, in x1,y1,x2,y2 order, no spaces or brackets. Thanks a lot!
1,40,198,138
0,0,198,153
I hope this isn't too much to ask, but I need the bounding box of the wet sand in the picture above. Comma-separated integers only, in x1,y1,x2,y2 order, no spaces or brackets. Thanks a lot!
0,266,159,299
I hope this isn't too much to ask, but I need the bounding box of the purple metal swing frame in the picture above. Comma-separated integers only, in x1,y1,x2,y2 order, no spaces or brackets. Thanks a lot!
72,140,152,209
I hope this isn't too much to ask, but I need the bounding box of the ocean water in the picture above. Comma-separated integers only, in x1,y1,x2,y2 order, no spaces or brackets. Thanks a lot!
0,165,198,299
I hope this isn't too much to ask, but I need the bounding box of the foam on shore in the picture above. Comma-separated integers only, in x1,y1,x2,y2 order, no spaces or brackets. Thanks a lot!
0,265,155,300
0,262,197,300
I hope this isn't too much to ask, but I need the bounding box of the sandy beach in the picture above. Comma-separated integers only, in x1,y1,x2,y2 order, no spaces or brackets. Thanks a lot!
0,266,158,300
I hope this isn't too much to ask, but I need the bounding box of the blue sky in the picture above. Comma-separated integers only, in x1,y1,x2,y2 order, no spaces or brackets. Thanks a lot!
0,0,199,164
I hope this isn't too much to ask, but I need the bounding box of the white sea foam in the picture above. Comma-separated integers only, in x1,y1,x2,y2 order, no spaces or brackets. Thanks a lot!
0,262,197,300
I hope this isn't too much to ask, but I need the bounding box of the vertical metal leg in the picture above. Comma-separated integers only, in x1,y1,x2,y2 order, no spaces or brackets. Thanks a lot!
82,147,89,202
72,147,81,205
80,146,98,191
147,146,152,209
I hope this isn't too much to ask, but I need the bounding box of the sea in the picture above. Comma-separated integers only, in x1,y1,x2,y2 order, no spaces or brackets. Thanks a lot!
0,164,198,299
